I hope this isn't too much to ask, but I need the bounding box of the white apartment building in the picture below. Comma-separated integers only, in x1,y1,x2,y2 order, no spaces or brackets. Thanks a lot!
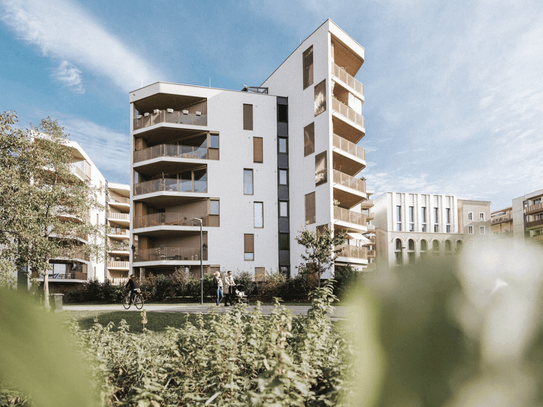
129,20,374,280
372,192,490,267
106,183,131,284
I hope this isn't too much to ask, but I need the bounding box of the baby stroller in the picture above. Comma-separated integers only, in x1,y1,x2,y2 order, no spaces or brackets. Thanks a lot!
234,284,249,304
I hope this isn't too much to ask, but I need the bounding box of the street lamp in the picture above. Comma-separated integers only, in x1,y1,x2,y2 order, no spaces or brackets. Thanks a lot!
191,217,203,305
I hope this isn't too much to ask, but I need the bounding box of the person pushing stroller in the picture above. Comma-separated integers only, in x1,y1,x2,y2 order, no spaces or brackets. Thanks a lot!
224,270,236,306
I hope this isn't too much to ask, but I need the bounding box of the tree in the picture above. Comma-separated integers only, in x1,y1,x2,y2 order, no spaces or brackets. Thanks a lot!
0,111,104,309
295,226,347,287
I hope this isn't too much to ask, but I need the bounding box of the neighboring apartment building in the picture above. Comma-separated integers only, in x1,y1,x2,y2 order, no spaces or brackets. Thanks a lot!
372,192,490,267
106,183,131,284
492,188,543,245
129,20,374,280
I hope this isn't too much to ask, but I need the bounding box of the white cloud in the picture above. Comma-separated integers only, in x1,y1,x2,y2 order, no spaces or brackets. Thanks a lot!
0,0,164,92
53,60,84,93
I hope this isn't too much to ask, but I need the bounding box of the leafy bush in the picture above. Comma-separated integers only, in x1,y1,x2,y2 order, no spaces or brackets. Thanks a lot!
333,264,361,300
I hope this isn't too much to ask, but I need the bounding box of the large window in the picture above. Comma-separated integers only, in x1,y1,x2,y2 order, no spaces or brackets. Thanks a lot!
243,104,253,130
304,122,315,156
314,80,327,116
244,169,253,195
315,151,327,186
421,207,427,232
303,46,314,90
396,205,402,232
253,137,263,163
244,234,254,261
305,192,316,225
254,202,263,228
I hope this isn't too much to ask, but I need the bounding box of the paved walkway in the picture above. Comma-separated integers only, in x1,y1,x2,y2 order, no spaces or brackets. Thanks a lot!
63,303,347,319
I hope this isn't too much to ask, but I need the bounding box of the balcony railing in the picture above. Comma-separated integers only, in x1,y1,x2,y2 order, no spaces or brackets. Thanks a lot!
134,178,207,196
135,246,207,262
134,212,213,228
332,62,364,96
108,242,129,252
107,261,129,269
491,214,512,225
333,134,365,160
109,196,130,205
45,272,88,280
332,97,365,129
333,170,366,194
526,202,543,215
367,250,376,257
134,109,207,130
108,212,130,221
70,164,91,181
134,144,213,163
54,248,90,262
108,228,129,236
334,206,367,226
337,245,367,260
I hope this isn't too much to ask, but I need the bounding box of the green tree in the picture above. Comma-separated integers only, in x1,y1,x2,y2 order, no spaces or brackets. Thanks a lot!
0,111,104,310
295,227,347,287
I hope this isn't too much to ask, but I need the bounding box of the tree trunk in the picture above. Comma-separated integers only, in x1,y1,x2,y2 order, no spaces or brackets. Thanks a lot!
44,272,50,311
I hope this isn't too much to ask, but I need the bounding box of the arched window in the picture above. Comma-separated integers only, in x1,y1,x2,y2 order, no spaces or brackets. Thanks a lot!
408,239,415,251
457,240,463,252
432,240,440,255
396,238,402,251
395,238,403,266
408,239,416,263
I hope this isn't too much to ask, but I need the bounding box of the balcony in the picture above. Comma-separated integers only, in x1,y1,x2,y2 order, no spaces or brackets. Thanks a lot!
331,62,364,98
332,97,365,130
135,246,207,262
526,219,543,230
333,134,365,161
107,261,129,270
53,248,90,262
70,163,91,181
334,206,367,227
108,212,130,222
134,178,207,196
134,212,217,229
42,272,88,281
337,245,367,260
526,202,543,215
109,196,130,205
108,228,130,239
134,143,217,163
333,170,366,194
491,214,512,225
108,241,129,253
134,109,207,130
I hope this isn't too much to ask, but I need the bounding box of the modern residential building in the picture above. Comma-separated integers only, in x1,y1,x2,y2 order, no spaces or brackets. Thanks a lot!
106,183,131,284
372,192,490,267
129,19,374,280
492,188,543,244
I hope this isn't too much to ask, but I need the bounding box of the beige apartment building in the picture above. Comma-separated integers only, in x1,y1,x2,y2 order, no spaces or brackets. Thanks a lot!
129,20,375,280
106,183,131,284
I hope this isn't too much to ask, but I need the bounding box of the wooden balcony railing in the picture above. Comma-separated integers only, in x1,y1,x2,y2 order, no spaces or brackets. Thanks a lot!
134,143,216,163
108,196,130,205
108,228,129,236
526,202,543,215
107,261,129,269
108,212,130,221
332,62,364,96
332,97,365,129
54,248,90,262
491,214,512,225
135,246,207,262
334,206,367,226
134,178,207,196
333,170,366,194
333,134,365,160
337,245,367,260
134,212,216,228
134,109,207,130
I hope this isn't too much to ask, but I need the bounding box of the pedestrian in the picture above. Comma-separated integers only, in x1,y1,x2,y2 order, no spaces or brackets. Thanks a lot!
214,271,223,306
224,270,236,306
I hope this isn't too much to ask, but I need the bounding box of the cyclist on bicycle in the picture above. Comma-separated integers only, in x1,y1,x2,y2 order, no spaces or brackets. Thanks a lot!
125,275,140,303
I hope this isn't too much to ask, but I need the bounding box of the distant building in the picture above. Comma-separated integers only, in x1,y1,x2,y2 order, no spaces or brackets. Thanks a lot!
372,192,490,268
129,20,374,280
106,183,130,285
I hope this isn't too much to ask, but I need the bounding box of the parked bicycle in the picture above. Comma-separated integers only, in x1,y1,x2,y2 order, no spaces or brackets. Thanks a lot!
123,288,144,310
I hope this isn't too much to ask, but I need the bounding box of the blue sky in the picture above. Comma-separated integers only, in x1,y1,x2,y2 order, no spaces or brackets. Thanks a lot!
1,0,542,210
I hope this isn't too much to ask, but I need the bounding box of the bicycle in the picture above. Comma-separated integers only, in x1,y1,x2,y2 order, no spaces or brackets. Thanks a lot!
122,288,144,310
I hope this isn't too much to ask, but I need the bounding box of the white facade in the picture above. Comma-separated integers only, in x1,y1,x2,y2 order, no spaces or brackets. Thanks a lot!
129,20,375,280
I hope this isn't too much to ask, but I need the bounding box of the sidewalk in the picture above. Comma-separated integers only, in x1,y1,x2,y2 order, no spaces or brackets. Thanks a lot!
63,303,347,319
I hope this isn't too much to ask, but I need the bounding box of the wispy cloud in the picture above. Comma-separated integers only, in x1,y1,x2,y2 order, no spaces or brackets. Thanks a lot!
53,60,84,93
0,0,164,92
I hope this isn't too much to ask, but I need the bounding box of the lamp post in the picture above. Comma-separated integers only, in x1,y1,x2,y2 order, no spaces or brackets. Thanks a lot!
191,217,203,305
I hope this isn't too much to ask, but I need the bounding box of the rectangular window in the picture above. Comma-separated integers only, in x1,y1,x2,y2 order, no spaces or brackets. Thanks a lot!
279,169,288,185
244,169,253,195
480,226,485,235
304,123,315,156
468,212,473,221
315,151,327,186
244,234,254,260
397,223,402,232
303,46,314,89
479,212,485,221
409,206,414,222
254,202,263,228
434,224,439,232
434,207,439,224
468,225,474,234
446,225,451,233
421,224,427,232
314,79,327,116
209,133,219,160
253,137,263,163
305,192,316,225
243,104,253,130
279,201,288,217
396,205,402,222
210,199,219,215
278,137,288,154
446,208,451,224
421,207,426,222
279,233,289,250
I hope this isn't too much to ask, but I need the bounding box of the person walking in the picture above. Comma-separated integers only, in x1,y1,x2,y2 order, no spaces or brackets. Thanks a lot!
224,270,236,306
214,271,223,306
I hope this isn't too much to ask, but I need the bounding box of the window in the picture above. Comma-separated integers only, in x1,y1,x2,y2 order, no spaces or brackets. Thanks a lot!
243,104,253,130
279,233,289,250
479,212,485,221
279,169,288,185
468,212,473,221
409,206,414,231
446,208,451,224
396,205,402,232
278,103,288,123
254,202,263,228
314,80,327,116
315,151,327,186
408,239,415,251
480,226,485,235
303,46,314,89
396,239,402,251
468,225,474,234
421,207,426,222
244,234,254,260
279,201,288,217
209,133,219,160
434,207,439,223
210,200,219,215
395,238,402,266
304,123,315,156
305,192,316,225
278,137,288,154
244,169,253,195
253,137,263,163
